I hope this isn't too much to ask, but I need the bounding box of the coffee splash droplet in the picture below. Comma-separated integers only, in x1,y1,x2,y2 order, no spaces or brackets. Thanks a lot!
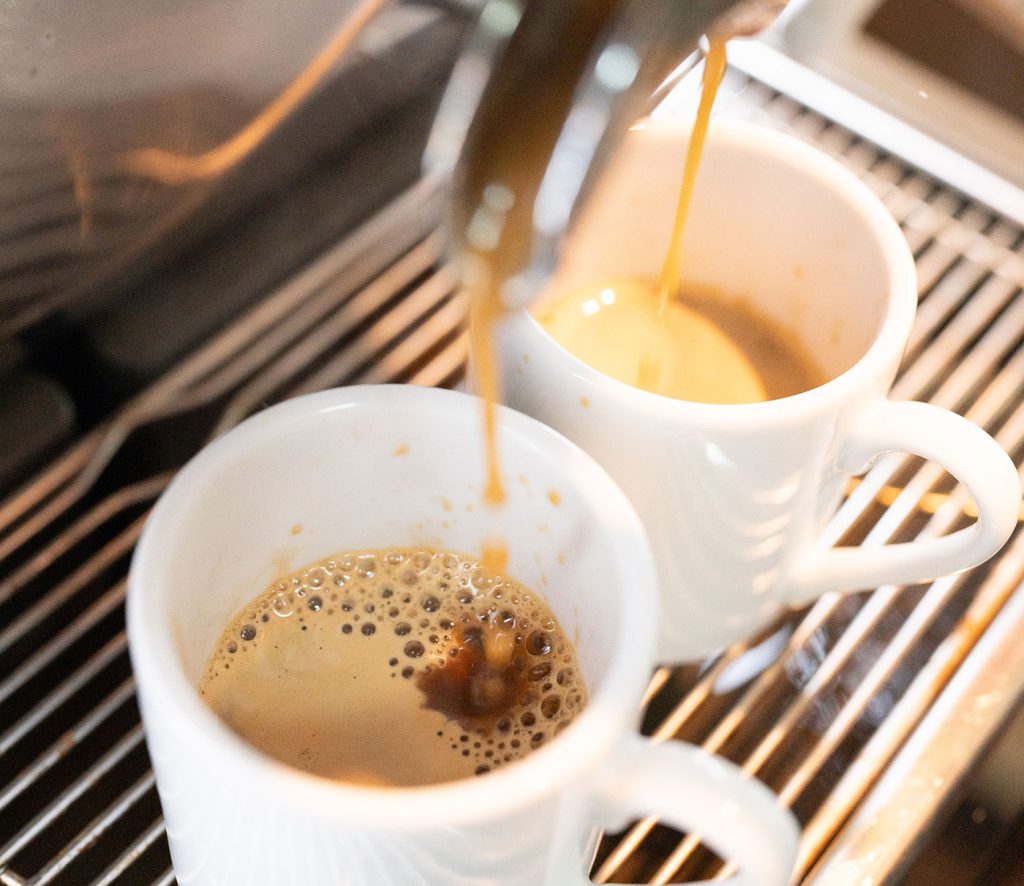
416,622,530,729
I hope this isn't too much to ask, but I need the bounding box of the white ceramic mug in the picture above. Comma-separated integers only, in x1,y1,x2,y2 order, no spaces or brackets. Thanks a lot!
499,119,1021,661
127,385,798,886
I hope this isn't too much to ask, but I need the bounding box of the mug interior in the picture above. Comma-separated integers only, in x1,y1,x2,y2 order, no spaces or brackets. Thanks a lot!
540,118,896,383
131,385,654,784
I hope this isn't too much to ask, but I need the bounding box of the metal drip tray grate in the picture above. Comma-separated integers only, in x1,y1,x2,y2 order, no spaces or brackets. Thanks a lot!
2,63,1023,885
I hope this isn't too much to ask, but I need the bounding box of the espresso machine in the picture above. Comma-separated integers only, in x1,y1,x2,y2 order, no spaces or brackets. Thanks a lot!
1,1,1023,883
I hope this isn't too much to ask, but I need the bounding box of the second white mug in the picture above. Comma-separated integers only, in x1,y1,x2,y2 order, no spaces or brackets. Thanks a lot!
499,118,1021,661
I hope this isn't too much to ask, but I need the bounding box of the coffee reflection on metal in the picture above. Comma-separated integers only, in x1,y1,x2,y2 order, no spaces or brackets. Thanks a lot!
121,0,388,185
1,70,1024,886
0,2,456,338
846,477,1024,523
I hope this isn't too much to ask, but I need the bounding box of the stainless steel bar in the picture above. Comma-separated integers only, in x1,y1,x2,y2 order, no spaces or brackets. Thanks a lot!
89,816,166,886
908,271,1017,360
403,334,469,389
904,205,967,268
295,258,457,387
347,292,466,386
0,442,90,535
986,219,1022,250
0,677,135,814
813,124,861,165
798,527,1024,874
851,158,907,206
881,185,939,246
805,560,1024,884
914,238,976,300
647,585,921,881
0,515,149,656
0,477,166,610
0,631,128,756
641,668,673,709
0,576,132,705
0,724,144,864
0,441,101,568
718,571,1024,886
776,580,965,812
783,106,831,144
940,216,1024,273
984,382,1024,457
186,232,445,419
213,240,451,431
899,280,1024,400
169,179,443,401
31,771,156,885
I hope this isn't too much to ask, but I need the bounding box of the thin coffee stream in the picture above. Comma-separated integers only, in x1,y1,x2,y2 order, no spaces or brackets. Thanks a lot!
201,549,586,787
538,39,826,403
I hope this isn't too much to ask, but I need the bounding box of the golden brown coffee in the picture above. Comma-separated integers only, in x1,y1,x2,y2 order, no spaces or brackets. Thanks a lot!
200,548,586,787
538,282,826,403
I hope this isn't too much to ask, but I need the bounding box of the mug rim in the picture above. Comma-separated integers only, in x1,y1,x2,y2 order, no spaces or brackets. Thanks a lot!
127,384,658,829
516,118,918,425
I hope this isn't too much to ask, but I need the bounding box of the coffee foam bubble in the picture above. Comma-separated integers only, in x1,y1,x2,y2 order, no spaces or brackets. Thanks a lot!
201,548,586,781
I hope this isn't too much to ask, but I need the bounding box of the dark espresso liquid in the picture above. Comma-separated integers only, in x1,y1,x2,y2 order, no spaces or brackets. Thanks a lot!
200,549,586,787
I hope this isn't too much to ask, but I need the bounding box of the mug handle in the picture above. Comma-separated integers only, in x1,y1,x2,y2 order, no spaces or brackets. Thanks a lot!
581,734,799,885
788,399,1021,604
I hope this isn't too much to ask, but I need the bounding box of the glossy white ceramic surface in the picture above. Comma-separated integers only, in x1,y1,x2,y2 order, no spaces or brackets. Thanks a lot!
127,385,798,885
500,119,1021,660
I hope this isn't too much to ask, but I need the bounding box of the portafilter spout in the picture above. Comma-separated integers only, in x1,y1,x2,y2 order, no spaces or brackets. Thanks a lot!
426,0,789,307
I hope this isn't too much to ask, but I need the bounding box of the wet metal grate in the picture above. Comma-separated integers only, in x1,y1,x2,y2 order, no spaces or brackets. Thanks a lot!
2,70,1024,885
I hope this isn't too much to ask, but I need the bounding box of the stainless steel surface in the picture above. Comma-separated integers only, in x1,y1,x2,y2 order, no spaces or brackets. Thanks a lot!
724,39,1024,227
899,699,1024,884
0,0,466,336
806,567,1024,884
428,0,750,306
2,64,1024,885
758,0,1024,197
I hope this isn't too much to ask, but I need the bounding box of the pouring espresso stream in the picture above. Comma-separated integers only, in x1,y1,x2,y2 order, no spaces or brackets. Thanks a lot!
539,36,752,401
445,1,792,565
